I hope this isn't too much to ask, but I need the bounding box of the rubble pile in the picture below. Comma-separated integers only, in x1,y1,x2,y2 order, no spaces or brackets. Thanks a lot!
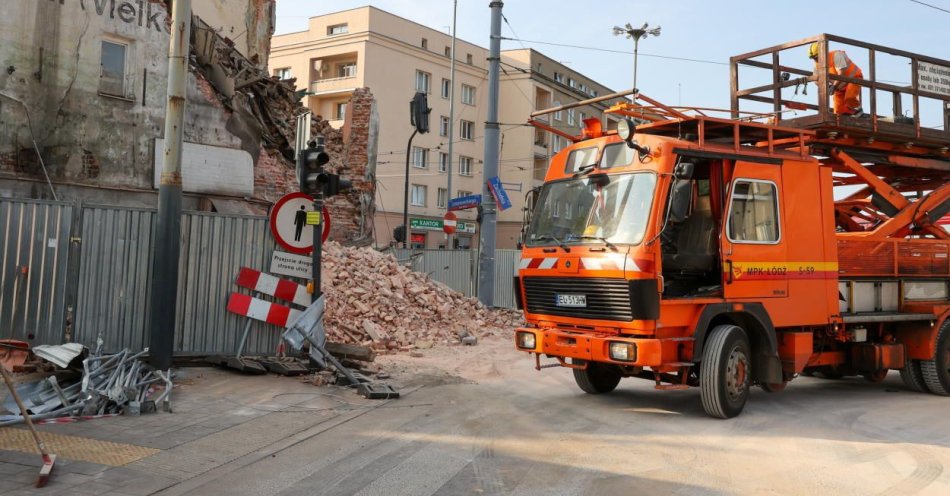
319,242,523,351
1,348,172,426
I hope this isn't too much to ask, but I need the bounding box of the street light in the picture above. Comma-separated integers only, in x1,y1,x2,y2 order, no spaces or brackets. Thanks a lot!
612,22,661,100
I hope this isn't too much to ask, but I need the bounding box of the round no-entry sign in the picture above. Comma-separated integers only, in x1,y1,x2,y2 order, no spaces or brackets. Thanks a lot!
269,192,331,254
443,211,457,234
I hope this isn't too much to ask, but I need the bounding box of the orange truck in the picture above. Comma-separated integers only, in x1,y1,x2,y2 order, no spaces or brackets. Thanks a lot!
513,35,950,418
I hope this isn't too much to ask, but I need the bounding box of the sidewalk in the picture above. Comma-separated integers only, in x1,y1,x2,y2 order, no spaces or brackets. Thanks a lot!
0,366,394,495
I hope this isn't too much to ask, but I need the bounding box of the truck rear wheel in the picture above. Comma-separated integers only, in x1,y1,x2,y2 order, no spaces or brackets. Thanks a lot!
700,325,751,419
572,359,622,394
920,321,950,396
899,360,928,393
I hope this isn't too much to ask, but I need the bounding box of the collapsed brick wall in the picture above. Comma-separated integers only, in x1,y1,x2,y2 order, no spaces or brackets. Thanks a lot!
251,88,377,245
318,88,377,246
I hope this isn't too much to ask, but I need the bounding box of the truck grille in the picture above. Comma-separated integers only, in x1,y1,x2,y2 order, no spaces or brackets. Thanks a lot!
523,277,633,321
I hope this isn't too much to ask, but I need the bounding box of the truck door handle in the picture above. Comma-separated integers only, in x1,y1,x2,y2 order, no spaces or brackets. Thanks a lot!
726,259,734,284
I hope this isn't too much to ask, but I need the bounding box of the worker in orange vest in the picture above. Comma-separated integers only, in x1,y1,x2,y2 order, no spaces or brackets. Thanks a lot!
808,42,864,116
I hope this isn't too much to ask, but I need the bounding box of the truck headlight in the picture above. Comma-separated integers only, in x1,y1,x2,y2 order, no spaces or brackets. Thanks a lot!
608,342,636,362
517,331,536,350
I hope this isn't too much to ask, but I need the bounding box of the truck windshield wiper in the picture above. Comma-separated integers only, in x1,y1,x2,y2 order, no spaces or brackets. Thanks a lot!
533,235,571,252
573,164,596,177
576,235,618,251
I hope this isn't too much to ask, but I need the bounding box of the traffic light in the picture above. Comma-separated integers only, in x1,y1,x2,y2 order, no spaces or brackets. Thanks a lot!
297,136,330,195
297,136,352,198
410,92,430,134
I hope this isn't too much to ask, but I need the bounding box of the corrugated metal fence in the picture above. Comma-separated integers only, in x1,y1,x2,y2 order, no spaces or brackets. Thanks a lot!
392,248,521,309
1,198,519,354
0,199,72,345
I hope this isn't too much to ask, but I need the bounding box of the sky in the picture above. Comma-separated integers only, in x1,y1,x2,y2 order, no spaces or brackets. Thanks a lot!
274,0,950,127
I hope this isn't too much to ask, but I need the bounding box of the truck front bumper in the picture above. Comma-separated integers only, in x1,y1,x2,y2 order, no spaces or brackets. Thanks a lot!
514,327,682,368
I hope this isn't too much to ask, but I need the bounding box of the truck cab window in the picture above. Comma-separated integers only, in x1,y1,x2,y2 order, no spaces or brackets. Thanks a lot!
661,162,722,298
727,180,780,243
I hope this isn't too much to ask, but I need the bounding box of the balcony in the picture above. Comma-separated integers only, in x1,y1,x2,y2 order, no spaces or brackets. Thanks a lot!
310,75,357,96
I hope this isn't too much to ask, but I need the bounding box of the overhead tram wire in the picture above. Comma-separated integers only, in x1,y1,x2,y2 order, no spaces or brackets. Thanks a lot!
908,0,950,15
498,36,728,66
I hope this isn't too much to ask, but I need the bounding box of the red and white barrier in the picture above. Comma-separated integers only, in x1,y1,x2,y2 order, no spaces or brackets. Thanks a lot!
235,267,310,307
227,293,301,328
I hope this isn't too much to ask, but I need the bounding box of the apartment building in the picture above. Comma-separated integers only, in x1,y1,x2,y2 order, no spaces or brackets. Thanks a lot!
270,7,621,249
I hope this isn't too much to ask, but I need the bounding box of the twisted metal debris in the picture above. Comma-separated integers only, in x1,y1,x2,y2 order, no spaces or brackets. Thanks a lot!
0,347,172,426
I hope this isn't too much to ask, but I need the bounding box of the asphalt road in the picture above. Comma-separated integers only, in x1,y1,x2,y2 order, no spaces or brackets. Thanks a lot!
156,339,950,496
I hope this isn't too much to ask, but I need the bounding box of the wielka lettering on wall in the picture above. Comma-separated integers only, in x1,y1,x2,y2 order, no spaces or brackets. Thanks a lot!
44,0,169,32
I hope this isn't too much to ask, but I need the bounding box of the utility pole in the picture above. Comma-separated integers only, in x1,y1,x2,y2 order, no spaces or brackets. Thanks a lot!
445,0,458,249
477,1,503,307
148,0,191,370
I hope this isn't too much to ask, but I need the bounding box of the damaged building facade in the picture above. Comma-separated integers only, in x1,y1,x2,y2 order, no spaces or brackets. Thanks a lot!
0,0,306,211
0,0,380,353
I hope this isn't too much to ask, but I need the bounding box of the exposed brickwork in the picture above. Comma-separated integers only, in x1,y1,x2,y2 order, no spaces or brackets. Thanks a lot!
253,148,297,203
81,149,100,179
322,88,376,246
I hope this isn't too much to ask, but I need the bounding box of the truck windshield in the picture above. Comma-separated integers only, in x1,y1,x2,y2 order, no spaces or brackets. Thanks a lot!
525,172,657,247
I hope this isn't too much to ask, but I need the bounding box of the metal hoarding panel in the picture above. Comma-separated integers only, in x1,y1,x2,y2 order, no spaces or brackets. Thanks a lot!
74,205,156,352
175,212,282,356
0,199,72,346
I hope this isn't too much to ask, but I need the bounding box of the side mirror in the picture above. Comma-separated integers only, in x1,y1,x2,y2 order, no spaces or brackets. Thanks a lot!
669,180,692,223
674,162,695,180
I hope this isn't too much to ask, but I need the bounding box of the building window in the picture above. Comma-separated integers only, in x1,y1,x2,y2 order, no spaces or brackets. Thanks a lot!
728,180,781,243
415,70,431,93
444,46,451,57
458,190,472,198
439,152,449,173
459,156,473,176
466,53,473,64
460,120,474,140
335,102,347,120
554,72,564,83
578,111,586,124
533,157,547,181
441,78,451,99
461,84,475,105
567,108,576,126
553,100,562,121
338,63,356,78
412,147,428,168
437,187,448,208
327,23,348,35
552,135,565,153
273,67,292,80
99,40,128,97
411,184,427,206
568,77,576,88
440,116,449,137
410,232,426,249
421,38,428,49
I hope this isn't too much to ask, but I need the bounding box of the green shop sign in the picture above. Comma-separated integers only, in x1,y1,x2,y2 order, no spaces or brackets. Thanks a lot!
410,218,443,231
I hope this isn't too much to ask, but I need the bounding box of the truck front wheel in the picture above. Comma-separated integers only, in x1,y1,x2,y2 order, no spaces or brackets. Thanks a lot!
572,359,622,394
920,321,950,396
701,325,751,419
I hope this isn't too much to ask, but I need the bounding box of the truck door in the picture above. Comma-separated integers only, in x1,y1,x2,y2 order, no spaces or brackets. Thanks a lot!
721,161,788,299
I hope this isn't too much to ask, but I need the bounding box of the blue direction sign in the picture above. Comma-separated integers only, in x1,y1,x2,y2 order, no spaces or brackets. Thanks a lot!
447,194,482,211
487,176,512,211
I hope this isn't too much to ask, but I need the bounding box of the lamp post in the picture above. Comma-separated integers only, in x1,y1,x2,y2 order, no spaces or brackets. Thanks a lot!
612,22,661,100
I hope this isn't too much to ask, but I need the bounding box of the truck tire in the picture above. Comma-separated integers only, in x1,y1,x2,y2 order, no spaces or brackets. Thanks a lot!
700,325,751,419
572,360,621,394
920,321,950,396
899,360,928,393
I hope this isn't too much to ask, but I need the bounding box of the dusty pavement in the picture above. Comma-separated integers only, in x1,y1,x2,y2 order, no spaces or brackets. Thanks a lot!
2,337,950,495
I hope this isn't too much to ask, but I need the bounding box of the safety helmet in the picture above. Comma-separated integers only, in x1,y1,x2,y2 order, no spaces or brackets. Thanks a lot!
807,42,820,60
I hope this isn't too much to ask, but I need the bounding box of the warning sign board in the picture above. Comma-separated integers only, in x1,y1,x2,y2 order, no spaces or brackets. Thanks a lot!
269,192,330,254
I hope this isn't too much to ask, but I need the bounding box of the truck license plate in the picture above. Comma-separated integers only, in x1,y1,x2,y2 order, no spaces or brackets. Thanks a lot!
555,294,587,307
